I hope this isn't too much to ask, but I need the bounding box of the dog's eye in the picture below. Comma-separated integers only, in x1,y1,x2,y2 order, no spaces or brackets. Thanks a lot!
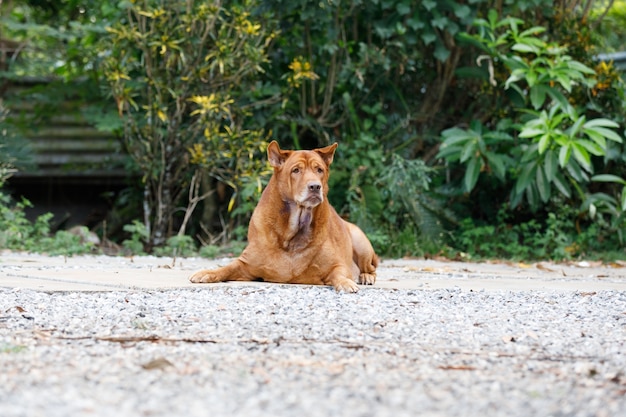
317,167,324,174
292,167,300,174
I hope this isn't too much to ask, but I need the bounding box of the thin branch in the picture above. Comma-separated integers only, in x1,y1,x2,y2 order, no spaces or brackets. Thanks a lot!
178,171,215,236
591,0,615,31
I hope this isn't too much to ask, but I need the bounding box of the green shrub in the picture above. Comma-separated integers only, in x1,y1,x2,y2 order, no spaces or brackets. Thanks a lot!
0,191,97,255
121,220,148,255
153,235,197,258
101,0,276,250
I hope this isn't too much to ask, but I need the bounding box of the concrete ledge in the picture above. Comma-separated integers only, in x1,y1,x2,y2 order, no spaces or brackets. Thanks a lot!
1,252,625,292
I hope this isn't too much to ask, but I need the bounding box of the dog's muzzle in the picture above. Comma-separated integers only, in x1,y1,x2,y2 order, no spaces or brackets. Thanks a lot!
299,181,323,207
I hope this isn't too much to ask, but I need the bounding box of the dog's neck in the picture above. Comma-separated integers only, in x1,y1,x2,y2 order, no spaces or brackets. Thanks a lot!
280,200,322,251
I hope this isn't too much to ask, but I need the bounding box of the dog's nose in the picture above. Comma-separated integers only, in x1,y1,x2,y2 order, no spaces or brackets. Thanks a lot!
308,182,322,192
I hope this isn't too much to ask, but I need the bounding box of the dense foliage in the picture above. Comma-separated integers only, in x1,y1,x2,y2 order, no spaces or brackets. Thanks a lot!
1,0,625,260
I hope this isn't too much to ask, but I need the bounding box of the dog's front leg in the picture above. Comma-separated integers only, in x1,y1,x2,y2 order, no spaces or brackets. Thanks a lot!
325,266,359,293
189,259,252,284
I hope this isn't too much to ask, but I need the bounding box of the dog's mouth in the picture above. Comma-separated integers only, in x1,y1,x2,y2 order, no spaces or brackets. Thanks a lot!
300,193,323,207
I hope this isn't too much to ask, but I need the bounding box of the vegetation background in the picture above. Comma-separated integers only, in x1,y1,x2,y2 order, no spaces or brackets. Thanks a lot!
1,0,625,261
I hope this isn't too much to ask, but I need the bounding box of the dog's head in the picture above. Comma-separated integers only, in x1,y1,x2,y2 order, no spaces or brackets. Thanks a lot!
267,140,337,208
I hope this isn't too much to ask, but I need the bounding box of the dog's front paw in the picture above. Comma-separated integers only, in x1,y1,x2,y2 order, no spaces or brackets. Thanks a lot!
189,270,222,283
358,272,376,285
333,278,359,293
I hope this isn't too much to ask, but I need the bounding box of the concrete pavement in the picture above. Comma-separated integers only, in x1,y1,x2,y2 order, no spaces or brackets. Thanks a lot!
1,251,625,292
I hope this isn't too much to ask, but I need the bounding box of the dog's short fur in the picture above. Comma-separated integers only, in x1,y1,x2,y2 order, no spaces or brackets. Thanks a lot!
189,141,378,292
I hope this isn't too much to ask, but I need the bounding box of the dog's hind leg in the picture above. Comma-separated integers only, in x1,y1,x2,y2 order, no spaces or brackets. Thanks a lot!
345,221,378,285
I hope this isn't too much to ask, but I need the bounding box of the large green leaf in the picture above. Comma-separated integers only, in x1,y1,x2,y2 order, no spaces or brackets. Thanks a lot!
566,114,586,137
441,127,476,142
484,151,506,180
515,161,537,194
584,126,623,143
529,84,548,109
583,129,607,149
535,164,550,202
575,139,604,156
512,43,539,54
583,118,619,128
460,140,478,163
591,174,626,185
552,172,571,198
571,142,591,172
464,157,481,192
519,127,545,138
453,4,472,20
543,149,558,181
558,144,571,167
537,134,550,154
434,42,451,62
567,60,596,75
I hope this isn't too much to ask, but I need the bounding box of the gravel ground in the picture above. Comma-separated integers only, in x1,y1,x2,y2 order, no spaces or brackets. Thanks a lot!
1,285,625,417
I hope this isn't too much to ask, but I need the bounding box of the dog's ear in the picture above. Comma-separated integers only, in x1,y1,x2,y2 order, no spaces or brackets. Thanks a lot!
315,143,338,166
267,141,291,168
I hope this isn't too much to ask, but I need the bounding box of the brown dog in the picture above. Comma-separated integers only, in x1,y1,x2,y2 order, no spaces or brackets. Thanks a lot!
189,141,378,292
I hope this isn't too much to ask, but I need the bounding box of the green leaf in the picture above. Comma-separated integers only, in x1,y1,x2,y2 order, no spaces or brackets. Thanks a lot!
529,85,548,109
459,140,477,163
519,128,545,139
591,174,626,185
484,151,506,180
484,130,514,141
543,149,558,181
584,126,623,144
571,143,591,172
583,128,607,149
453,4,471,20
441,128,476,145
527,70,540,88
504,70,525,89
575,139,604,156
525,184,539,209
464,157,481,192
536,164,550,203
396,2,411,15
583,118,619,128
421,32,437,45
520,26,547,37
407,17,425,31
434,42,451,62
567,60,596,75
622,188,626,212
422,0,437,11
566,160,588,182
436,146,462,161
553,172,571,198
521,143,540,164
567,114,586,137
509,187,524,208
512,43,539,54
515,161,537,194
538,134,550,154
546,88,570,110
558,144,571,167
431,16,449,30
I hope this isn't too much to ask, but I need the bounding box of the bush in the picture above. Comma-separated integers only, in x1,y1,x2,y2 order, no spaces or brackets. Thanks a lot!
101,0,276,250
0,191,97,255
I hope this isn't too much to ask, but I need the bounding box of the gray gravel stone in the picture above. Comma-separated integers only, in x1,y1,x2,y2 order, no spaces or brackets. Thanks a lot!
1,286,625,417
